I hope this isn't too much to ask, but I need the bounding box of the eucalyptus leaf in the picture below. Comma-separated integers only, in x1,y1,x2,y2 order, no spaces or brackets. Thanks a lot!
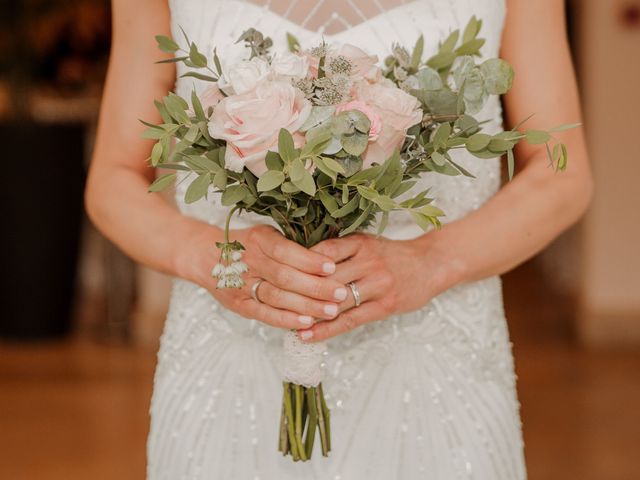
333,195,359,218
318,190,339,213
185,173,211,204
507,148,515,180
455,38,485,56
155,35,180,53
410,35,424,70
181,71,218,83
300,106,336,132
151,142,163,166
465,133,491,152
341,132,369,156
289,159,316,196
148,173,176,192
415,67,443,90
213,170,228,190
189,42,208,67
221,184,248,205
278,129,297,163
257,170,285,192
525,129,551,145
265,151,284,171
479,58,514,95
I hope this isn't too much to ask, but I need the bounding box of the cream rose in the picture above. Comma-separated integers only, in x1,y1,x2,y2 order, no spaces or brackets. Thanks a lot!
218,57,270,95
355,81,423,166
271,51,309,80
208,81,312,175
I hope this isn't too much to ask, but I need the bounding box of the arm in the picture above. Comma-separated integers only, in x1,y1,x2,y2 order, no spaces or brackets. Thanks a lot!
303,0,593,342
86,0,348,330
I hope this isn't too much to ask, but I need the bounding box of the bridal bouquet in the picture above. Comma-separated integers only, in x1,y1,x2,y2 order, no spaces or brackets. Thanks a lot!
144,18,574,461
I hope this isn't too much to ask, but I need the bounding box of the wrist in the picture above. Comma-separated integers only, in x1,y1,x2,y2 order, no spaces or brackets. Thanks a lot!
172,220,225,286
414,227,468,295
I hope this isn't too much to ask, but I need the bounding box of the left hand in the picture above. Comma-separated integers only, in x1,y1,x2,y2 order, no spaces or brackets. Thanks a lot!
298,233,459,343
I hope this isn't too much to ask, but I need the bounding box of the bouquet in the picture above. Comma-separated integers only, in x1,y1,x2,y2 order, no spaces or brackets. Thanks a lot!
144,18,575,461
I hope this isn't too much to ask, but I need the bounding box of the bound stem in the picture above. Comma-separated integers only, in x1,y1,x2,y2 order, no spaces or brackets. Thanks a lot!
283,382,300,461
294,385,307,461
315,385,329,456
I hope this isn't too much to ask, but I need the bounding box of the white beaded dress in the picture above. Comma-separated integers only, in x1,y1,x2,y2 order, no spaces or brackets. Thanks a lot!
148,1,527,478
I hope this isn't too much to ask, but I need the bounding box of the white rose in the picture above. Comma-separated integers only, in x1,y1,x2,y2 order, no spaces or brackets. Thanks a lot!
218,57,270,95
270,52,309,80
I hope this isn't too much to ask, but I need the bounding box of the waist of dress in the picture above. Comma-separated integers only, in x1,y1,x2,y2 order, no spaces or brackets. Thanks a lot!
165,274,505,349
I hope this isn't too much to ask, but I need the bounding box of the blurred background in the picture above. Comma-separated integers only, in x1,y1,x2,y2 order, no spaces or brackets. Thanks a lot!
0,1,638,479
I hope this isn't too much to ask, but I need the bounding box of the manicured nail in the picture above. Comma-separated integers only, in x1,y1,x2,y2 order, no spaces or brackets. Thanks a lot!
300,330,313,341
298,315,313,326
334,287,347,301
323,262,336,274
324,304,338,317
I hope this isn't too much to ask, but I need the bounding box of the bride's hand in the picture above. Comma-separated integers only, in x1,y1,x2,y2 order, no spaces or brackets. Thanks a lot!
177,224,349,330
299,233,461,342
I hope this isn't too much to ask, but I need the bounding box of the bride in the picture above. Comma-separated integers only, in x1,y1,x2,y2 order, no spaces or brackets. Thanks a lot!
86,0,592,478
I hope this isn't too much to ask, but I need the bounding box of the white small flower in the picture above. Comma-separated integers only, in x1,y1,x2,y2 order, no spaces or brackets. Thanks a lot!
270,52,309,80
216,278,226,289
211,263,224,278
233,261,248,273
218,57,270,95
231,250,243,262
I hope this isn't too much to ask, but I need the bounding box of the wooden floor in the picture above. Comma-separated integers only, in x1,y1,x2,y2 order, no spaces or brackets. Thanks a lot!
1,262,638,479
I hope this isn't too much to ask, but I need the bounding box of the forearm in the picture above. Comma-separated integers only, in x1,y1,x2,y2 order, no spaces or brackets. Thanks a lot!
421,151,593,292
85,165,224,280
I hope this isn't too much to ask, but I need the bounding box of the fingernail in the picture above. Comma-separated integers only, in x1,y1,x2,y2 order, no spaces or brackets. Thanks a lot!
300,330,313,341
323,262,336,274
324,304,338,317
298,315,313,326
334,287,347,301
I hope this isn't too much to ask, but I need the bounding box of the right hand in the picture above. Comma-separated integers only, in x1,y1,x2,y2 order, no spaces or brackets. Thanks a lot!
177,224,349,330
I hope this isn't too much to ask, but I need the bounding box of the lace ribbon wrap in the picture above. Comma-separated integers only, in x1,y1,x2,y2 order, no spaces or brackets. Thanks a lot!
282,330,327,387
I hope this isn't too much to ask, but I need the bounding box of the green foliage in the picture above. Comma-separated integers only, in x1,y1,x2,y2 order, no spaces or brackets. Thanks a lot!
141,18,578,248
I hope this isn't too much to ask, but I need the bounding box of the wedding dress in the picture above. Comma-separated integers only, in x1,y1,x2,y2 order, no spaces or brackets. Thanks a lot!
148,1,527,478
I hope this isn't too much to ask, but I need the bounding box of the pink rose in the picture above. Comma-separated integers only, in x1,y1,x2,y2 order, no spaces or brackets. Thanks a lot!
208,81,312,175
335,100,382,141
335,44,382,82
200,84,225,111
355,81,423,166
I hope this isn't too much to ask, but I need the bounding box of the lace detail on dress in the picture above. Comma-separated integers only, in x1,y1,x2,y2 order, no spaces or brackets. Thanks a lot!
242,0,416,35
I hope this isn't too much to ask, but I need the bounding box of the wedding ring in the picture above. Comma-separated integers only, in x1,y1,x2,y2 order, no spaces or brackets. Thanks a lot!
347,282,361,307
251,279,264,303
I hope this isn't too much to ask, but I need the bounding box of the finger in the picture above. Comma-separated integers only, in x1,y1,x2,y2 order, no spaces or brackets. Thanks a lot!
339,276,379,312
310,235,363,263
258,228,337,276
257,281,341,320
239,297,313,330
263,258,348,303
331,257,375,285
299,301,387,343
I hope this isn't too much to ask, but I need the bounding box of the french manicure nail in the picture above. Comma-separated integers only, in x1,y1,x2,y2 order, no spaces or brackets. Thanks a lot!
334,287,347,301
298,315,313,326
300,330,313,341
323,262,336,274
324,304,338,317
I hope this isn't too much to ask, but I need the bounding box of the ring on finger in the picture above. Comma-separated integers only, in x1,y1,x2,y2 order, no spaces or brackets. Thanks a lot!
347,281,361,307
251,279,265,303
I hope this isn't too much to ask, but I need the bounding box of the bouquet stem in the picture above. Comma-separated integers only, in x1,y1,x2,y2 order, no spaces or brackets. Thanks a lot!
278,381,331,460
